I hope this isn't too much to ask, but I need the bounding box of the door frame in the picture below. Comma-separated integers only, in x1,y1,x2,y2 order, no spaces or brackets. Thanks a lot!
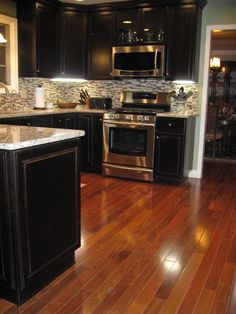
196,24,236,178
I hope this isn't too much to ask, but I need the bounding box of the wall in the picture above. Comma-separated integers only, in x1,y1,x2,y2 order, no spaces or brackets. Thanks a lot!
17,78,198,112
0,0,16,17
194,0,236,173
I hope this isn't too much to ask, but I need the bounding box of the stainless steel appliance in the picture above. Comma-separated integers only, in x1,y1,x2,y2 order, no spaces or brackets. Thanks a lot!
102,91,170,182
112,45,165,78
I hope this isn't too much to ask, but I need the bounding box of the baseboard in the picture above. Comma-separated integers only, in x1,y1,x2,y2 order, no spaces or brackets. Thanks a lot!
187,170,201,179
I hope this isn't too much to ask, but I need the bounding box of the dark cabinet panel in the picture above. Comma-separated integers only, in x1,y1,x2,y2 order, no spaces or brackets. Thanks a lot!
114,7,165,45
36,2,58,77
166,5,201,81
51,114,66,128
65,114,77,129
92,113,103,173
141,7,165,44
155,133,184,180
77,113,92,170
88,11,113,80
155,117,195,184
0,139,81,304
115,8,140,45
59,8,86,78
17,0,58,78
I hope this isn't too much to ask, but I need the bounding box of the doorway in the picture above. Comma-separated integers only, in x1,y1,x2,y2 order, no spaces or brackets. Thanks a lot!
197,24,236,178
204,29,236,163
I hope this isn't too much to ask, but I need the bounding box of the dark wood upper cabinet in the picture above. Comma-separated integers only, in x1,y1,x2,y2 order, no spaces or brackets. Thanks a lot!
36,2,58,77
166,4,202,81
17,0,58,78
114,7,165,45
87,11,113,80
115,8,140,45
59,7,87,78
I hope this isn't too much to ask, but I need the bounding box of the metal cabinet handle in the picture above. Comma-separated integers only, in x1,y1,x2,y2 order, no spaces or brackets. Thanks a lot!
168,123,172,126
27,122,31,126
156,136,159,139
99,118,103,122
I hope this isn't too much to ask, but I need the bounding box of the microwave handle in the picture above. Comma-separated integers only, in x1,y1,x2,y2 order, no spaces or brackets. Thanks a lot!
154,49,159,75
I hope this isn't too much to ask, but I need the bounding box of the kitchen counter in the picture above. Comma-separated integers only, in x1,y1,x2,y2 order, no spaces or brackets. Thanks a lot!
0,107,198,119
0,124,85,150
156,111,199,118
0,106,105,119
0,125,82,305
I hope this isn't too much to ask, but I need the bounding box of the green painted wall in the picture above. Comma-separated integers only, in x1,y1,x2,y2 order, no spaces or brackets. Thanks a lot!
0,0,16,17
194,0,236,171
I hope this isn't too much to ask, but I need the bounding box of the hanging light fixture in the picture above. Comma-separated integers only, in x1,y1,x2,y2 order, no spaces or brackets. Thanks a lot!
0,33,7,43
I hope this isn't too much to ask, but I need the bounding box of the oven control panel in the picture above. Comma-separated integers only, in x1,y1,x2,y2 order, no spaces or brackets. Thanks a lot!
103,112,156,124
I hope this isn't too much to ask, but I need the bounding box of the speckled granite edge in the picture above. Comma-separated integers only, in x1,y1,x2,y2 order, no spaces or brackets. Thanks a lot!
0,107,105,119
0,108,198,120
0,125,85,151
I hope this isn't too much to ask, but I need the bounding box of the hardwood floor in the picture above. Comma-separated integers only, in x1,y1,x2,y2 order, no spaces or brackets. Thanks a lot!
1,162,236,313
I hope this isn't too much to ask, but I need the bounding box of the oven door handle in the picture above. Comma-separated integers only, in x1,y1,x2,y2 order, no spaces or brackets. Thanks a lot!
103,120,155,127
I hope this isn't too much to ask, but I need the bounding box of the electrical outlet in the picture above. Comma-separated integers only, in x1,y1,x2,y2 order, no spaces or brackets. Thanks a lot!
20,89,28,99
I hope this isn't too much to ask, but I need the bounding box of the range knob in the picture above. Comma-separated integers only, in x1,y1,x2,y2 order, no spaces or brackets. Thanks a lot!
137,115,143,121
126,115,132,120
109,114,114,119
115,114,120,119
144,116,150,121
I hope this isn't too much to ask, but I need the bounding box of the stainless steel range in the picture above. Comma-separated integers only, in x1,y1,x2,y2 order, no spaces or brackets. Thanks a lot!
102,91,170,182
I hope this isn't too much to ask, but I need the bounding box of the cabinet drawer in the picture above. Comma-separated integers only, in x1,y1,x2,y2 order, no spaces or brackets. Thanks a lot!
156,118,186,133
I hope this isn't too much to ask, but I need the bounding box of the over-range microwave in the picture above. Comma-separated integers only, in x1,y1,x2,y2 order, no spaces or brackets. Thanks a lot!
112,45,165,78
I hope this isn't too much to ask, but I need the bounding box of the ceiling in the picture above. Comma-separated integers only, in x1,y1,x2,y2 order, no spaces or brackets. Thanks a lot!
211,30,236,61
60,0,128,5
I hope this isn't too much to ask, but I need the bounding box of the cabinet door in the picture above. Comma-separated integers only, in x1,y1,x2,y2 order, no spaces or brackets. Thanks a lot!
88,11,113,80
166,5,200,81
155,134,184,180
59,9,86,78
51,115,65,128
0,152,13,292
36,2,58,78
141,7,165,44
92,113,103,173
77,113,92,170
16,140,80,301
65,114,77,130
114,8,140,45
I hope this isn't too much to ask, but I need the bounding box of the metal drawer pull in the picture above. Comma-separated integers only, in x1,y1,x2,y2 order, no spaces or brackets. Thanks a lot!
156,136,159,139
168,123,172,126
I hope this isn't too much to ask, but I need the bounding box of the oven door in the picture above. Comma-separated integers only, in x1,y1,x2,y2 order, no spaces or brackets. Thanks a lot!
103,120,155,168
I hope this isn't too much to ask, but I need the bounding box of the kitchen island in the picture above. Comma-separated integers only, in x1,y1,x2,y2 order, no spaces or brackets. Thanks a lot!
0,125,84,305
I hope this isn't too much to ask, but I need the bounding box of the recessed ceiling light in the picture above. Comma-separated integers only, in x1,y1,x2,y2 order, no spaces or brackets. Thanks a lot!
123,20,132,24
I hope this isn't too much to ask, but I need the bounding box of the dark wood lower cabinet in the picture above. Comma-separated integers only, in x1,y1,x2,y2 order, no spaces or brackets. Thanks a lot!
0,112,104,174
0,139,81,305
155,117,195,184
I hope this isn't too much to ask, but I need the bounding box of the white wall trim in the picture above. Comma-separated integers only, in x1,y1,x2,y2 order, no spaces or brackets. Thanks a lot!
196,24,236,178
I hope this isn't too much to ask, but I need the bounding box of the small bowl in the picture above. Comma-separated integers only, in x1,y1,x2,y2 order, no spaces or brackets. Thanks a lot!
57,102,78,109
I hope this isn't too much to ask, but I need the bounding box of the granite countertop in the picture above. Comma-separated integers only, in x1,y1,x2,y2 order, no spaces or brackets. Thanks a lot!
0,125,85,150
157,111,199,118
0,107,199,120
0,106,105,119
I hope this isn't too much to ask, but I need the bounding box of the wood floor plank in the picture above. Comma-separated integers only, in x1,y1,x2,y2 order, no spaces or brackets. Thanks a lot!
0,162,235,313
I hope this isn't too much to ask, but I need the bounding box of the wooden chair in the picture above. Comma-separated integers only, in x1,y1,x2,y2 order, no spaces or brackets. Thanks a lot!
205,105,223,158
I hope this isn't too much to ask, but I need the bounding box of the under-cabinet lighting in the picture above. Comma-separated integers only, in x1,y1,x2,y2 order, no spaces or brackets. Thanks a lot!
0,33,7,43
50,78,87,83
173,80,196,84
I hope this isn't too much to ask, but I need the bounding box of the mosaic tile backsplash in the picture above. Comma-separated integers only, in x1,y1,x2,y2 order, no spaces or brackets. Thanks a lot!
0,78,198,112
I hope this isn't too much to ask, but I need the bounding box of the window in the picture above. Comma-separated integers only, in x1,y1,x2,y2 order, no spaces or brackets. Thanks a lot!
0,14,18,92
